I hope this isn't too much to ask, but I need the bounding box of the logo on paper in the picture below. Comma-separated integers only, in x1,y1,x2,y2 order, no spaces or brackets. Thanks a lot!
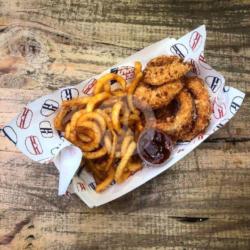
82,78,96,95
212,98,226,119
170,43,188,59
40,99,59,117
205,76,222,93
117,66,135,80
198,52,212,70
189,31,203,52
39,121,53,138
51,146,60,156
16,107,33,129
77,182,86,192
230,96,243,115
61,88,79,101
25,136,43,155
190,59,200,75
223,86,230,92
2,126,18,145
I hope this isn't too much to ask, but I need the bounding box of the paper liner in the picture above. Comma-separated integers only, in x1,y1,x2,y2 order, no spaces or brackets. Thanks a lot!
3,26,245,207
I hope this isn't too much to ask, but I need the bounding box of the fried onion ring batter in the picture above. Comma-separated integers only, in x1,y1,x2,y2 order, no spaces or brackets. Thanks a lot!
180,77,211,141
143,55,191,85
134,79,183,109
155,89,194,138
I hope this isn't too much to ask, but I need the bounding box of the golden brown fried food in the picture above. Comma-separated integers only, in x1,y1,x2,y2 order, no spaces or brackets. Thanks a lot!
155,89,194,138
180,77,211,141
134,79,183,109
144,55,191,85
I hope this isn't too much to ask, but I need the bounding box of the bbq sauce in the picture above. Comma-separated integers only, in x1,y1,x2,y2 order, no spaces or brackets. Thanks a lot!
137,128,173,165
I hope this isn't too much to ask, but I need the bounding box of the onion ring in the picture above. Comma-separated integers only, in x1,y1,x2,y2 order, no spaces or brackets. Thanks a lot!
144,55,191,85
155,89,194,139
180,77,211,141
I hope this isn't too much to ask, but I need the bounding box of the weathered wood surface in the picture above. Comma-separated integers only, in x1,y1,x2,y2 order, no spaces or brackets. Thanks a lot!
0,0,250,249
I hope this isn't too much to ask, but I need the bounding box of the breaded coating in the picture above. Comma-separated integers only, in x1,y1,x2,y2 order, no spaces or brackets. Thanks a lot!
155,89,194,138
144,55,191,85
180,77,211,141
134,79,184,109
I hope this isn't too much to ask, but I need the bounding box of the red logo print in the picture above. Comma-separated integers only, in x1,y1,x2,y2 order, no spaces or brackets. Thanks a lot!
25,136,43,155
117,66,135,80
190,59,200,75
77,182,86,192
16,107,33,129
198,52,212,70
189,31,203,52
82,78,96,95
212,98,226,119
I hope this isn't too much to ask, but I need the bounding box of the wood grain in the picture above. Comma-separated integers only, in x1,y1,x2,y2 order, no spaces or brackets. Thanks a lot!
0,0,250,249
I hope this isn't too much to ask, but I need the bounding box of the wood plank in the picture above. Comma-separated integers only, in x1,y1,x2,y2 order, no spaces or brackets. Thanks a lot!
0,0,249,249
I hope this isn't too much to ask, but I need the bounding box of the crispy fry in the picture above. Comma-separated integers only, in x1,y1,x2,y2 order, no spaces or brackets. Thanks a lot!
76,121,102,151
104,134,112,154
54,106,70,131
127,160,142,173
121,135,133,157
115,141,136,183
84,146,107,159
127,95,140,116
112,89,126,97
104,131,117,171
111,101,123,134
93,77,111,95
95,167,115,192
93,73,126,95
77,111,106,135
117,170,131,183
70,110,86,139
96,109,113,130
86,92,111,112
135,61,142,74
62,96,91,107
127,72,143,94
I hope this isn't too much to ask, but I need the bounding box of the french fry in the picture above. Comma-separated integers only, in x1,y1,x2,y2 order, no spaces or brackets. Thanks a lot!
111,101,123,134
127,72,143,94
54,67,145,192
134,61,142,75
115,141,136,183
95,167,115,192
121,135,133,157
76,121,102,151
77,111,106,134
62,96,91,107
93,73,126,95
54,106,70,131
84,146,107,159
86,92,111,112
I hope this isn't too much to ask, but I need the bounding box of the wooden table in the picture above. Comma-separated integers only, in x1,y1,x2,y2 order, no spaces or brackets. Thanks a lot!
0,1,249,249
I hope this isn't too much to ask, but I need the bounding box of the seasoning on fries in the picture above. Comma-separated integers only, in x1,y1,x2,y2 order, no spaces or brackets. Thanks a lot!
54,61,144,192
54,56,212,192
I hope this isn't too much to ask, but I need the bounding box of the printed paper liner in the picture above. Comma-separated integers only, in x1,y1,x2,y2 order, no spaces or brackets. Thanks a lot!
3,26,245,207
